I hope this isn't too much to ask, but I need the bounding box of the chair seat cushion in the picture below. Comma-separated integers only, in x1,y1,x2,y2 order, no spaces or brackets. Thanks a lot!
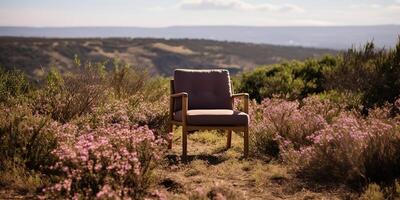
174,109,249,126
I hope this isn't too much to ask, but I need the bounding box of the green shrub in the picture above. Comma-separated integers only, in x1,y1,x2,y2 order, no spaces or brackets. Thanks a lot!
0,67,30,103
109,64,149,98
237,39,400,110
324,40,400,109
237,56,335,102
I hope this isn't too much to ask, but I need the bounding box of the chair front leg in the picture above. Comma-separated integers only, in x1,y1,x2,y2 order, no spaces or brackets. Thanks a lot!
182,125,188,160
170,92,189,159
181,94,189,160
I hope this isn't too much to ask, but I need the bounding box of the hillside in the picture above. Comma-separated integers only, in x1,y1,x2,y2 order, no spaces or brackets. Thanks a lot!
1,25,399,49
0,37,337,78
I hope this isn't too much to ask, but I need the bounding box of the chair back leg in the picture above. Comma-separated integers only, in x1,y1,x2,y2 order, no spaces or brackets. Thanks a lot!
226,130,232,149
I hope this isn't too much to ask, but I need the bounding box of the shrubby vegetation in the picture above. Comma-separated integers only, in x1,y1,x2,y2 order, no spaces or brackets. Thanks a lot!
46,123,164,199
241,39,400,198
1,39,400,199
237,56,334,101
237,39,400,110
0,59,169,199
249,97,400,188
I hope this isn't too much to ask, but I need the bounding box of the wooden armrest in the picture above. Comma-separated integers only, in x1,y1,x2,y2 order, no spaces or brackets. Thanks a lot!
231,93,249,114
171,92,188,98
169,92,189,123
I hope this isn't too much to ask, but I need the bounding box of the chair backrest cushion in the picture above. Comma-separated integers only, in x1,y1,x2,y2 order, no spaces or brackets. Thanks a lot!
173,69,232,111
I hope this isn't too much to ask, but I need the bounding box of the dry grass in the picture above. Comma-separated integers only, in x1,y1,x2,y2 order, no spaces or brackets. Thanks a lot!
0,164,42,195
155,129,354,199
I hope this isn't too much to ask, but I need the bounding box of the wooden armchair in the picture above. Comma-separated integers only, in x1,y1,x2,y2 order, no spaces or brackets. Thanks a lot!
168,69,250,159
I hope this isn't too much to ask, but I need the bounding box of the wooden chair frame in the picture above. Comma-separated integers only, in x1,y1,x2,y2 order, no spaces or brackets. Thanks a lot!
168,80,249,159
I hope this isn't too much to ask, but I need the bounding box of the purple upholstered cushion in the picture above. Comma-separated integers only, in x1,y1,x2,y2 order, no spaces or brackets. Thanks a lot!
174,109,249,126
173,69,232,111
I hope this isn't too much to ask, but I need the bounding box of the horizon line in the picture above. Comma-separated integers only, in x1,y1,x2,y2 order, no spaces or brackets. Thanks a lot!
1,24,400,28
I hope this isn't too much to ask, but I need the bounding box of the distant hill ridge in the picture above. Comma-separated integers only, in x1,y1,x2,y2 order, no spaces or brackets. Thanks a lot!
1,25,399,49
0,37,337,78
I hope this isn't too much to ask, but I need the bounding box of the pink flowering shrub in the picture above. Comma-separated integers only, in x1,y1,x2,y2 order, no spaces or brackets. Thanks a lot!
45,123,165,199
129,94,169,137
1,62,170,196
250,96,335,159
252,96,400,187
73,94,170,139
299,107,400,185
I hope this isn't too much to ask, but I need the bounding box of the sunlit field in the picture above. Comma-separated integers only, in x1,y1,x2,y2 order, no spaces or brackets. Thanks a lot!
1,40,400,199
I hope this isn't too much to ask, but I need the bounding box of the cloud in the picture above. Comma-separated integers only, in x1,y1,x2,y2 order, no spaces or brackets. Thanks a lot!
387,4,400,11
178,0,304,13
350,2,400,13
350,4,382,9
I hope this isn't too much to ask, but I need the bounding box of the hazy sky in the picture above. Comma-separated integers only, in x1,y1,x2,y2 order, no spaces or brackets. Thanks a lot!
1,0,400,27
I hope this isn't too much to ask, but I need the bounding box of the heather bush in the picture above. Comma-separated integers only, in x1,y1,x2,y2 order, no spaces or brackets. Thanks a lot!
298,105,400,186
34,63,107,123
250,96,400,190
126,77,170,136
0,60,170,197
299,111,372,185
0,103,57,193
72,86,169,140
129,94,169,137
106,63,170,136
0,103,57,171
72,94,169,138
249,96,335,159
45,123,165,199
317,90,363,111
362,115,400,184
